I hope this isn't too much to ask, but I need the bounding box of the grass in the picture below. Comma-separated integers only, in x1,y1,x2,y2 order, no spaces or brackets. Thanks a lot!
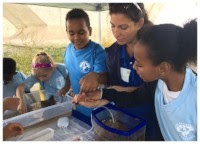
3,40,114,76
3,45,66,76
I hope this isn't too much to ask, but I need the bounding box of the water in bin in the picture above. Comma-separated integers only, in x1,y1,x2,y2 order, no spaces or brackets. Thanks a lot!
92,104,146,141
24,90,68,112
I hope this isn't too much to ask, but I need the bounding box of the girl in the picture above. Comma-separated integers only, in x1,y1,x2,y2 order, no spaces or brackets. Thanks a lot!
16,52,70,113
74,20,197,141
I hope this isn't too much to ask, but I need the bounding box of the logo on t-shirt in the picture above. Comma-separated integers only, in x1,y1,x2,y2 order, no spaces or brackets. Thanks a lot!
175,122,195,140
80,60,91,73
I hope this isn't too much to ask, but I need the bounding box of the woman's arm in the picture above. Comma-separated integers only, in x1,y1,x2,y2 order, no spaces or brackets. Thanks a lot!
107,85,138,92
102,81,157,108
73,81,157,108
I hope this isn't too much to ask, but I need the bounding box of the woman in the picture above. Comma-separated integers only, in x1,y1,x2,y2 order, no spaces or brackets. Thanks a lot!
105,3,153,92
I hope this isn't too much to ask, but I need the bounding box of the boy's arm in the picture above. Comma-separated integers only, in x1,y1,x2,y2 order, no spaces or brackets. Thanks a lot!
79,72,107,93
58,75,71,96
79,44,107,93
3,123,24,140
3,97,20,112
96,72,107,85
16,83,27,113
19,71,30,93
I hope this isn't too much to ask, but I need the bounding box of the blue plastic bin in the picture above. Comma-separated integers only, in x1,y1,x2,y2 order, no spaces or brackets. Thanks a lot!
92,104,146,141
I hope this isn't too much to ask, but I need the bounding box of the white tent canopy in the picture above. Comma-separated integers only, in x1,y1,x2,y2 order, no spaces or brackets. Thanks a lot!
3,2,197,48
25,3,109,11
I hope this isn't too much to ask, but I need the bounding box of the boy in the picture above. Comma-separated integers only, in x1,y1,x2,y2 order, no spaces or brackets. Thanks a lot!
64,8,108,122
3,57,29,98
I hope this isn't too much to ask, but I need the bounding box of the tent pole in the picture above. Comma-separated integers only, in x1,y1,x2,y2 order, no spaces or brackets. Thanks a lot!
98,11,101,44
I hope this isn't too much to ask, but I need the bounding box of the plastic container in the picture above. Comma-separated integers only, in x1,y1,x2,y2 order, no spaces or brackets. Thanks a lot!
92,104,146,141
3,91,73,128
23,90,69,109
20,128,55,141
3,90,69,120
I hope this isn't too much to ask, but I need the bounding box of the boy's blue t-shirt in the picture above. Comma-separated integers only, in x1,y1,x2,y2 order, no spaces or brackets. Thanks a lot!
64,40,107,116
24,63,68,98
120,45,143,87
3,71,27,98
155,68,197,141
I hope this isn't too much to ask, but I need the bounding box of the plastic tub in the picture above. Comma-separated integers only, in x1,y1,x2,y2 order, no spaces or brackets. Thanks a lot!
3,90,73,128
92,104,146,141
23,90,69,110
3,90,70,120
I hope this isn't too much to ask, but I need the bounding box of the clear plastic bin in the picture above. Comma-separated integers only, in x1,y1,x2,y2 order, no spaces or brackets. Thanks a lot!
3,90,73,128
23,90,69,111
3,90,69,120
92,104,146,141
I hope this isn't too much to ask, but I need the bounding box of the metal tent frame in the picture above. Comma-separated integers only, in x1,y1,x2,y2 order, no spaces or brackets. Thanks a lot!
20,3,109,44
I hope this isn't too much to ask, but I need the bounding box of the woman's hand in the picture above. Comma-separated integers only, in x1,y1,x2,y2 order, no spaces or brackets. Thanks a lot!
3,123,24,140
73,90,101,103
80,99,109,108
73,91,109,108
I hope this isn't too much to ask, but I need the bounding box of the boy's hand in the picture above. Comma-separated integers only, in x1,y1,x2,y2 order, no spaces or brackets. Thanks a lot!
3,123,24,140
79,72,100,93
17,101,27,114
58,85,70,96
3,97,20,112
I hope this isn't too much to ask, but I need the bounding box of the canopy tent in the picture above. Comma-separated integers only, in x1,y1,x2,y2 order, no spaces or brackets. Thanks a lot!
19,3,163,44
25,3,109,11
3,3,164,47
17,3,110,44
3,2,197,74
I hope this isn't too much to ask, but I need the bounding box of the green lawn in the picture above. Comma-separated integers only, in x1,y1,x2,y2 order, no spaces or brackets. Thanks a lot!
3,39,113,76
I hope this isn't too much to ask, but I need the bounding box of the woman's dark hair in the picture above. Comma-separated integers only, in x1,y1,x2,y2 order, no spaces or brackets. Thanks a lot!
109,3,152,25
3,57,16,74
137,19,197,72
66,8,90,28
